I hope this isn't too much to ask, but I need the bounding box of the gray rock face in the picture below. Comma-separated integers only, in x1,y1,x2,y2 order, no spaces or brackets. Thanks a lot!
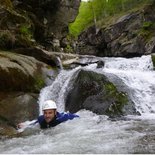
77,4,155,57
43,0,81,39
0,92,39,125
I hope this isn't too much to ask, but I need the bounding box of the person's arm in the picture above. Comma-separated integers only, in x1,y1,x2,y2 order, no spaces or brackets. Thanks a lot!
17,120,38,132
57,112,79,123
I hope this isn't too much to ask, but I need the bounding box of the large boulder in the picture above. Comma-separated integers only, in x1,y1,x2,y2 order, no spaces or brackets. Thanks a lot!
0,92,39,137
0,92,39,125
0,51,50,92
66,69,138,117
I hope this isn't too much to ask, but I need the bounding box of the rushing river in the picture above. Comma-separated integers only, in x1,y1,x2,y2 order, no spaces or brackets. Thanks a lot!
1,55,155,154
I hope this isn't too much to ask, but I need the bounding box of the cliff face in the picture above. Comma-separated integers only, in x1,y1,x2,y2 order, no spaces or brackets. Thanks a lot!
0,0,80,50
76,2,155,57
15,0,80,39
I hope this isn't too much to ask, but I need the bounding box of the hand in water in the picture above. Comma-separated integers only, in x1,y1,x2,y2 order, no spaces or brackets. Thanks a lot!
16,122,28,133
16,120,38,132
17,123,25,129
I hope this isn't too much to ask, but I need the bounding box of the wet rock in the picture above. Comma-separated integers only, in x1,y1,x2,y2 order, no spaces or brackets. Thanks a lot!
0,92,39,126
0,51,50,92
62,55,105,69
13,47,60,67
97,61,105,68
66,69,136,117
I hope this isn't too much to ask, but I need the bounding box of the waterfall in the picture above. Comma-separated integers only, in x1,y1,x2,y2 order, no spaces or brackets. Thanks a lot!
38,66,81,115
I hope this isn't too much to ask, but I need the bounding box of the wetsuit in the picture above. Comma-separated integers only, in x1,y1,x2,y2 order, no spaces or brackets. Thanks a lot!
37,112,79,129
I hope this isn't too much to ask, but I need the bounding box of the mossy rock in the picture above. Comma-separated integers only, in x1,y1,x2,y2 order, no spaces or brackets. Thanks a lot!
104,83,128,116
66,69,130,117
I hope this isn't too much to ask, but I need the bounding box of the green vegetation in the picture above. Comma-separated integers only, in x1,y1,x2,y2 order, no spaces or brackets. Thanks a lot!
138,21,155,41
19,25,32,38
19,24,34,44
69,0,153,37
69,2,94,37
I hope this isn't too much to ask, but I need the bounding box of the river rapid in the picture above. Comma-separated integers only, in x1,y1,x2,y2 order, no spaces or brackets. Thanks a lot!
1,55,155,154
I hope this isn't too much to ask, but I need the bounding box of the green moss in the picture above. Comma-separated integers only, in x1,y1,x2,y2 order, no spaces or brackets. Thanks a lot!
33,75,45,93
64,45,73,53
138,21,155,41
143,21,153,30
19,25,31,37
104,82,128,116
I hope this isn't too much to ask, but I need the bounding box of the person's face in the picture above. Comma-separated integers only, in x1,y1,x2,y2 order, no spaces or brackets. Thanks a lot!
43,109,56,123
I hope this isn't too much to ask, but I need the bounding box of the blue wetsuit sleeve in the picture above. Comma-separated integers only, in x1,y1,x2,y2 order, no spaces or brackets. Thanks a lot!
37,115,44,124
57,112,79,123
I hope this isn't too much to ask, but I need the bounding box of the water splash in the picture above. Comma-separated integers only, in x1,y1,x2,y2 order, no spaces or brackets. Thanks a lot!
100,55,155,115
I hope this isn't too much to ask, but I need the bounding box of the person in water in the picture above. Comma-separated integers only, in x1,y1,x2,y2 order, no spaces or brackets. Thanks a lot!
17,100,79,129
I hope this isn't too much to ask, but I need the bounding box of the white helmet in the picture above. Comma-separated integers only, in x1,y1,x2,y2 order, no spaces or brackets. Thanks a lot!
42,100,57,110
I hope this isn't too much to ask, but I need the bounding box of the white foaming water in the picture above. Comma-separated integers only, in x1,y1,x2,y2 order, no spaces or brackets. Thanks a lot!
38,66,81,114
0,110,149,154
100,55,155,116
1,55,155,154
103,55,153,71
